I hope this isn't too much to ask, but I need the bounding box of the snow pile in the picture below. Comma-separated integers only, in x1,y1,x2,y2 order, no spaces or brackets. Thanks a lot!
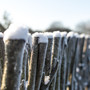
53,31,61,37
0,32,3,38
3,24,29,42
32,32,48,43
44,32,53,38
44,76,50,85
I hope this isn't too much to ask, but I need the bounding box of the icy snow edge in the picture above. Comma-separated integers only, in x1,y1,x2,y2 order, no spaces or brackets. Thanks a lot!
3,24,28,42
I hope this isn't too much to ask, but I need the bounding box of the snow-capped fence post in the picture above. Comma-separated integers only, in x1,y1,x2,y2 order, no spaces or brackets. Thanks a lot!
60,32,67,90
71,34,85,90
44,33,53,76
35,33,48,90
65,32,78,90
0,32,4,88
1,24,28,90
27,33,39,90
49,31,61,90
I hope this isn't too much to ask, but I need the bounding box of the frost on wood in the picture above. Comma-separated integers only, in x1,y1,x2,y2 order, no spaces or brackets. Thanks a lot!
3,24,29,42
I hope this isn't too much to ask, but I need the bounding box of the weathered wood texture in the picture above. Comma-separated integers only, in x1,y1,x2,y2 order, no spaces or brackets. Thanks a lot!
35,43,47,90
45,38,53,76
49,37,60,90
1,40,25,90
27,37,38,90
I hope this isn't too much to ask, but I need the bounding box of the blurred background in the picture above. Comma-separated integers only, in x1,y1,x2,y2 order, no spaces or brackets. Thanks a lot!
0,0,90,34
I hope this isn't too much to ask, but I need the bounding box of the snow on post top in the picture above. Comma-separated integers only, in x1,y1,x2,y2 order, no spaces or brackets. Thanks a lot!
0,32,3,38
67,32,75,38
61,32,67,37
44,32,53,38
53,31,61,37
3,24,28,42
32,32,48,43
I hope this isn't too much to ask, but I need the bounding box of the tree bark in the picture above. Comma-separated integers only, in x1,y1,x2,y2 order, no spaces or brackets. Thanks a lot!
1,39,25,90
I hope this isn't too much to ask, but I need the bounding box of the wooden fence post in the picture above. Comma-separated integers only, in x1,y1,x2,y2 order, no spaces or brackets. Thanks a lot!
35,33,48,90
65,32,78,90
60,32,67,90
49,31,61,90
1,25,28,90
27,33,39,90
71,34,85,90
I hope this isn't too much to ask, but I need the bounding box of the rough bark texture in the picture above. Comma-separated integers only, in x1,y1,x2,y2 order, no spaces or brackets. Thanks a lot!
49,37,60,90
35,43,47,90
27,37,38,90
1,39,25,90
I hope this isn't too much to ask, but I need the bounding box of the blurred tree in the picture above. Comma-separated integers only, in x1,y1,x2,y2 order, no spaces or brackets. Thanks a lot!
0,11,12,32
49,21,64,29
2,11,11,29
45,21,71,32
75,21,90,34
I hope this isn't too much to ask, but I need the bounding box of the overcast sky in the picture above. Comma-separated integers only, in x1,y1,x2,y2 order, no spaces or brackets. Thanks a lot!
0,0,90,30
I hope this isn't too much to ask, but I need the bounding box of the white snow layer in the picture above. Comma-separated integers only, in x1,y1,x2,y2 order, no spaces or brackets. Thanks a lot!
32,32,48,43
3,24,28,42
61,32,67,37
44,32,53,38
67,32,75,38
53,31,61,37
0,32,3,38
44,76,50,85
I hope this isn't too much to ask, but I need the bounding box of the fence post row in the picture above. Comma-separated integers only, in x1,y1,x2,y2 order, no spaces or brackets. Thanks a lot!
0,25,90,90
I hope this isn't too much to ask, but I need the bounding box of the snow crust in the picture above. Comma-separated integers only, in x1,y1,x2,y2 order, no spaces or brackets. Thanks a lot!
53,31,61,37
3,24,28,42
32,32,48,43
44,32,53,38
44,76,50,85
0,32,3,38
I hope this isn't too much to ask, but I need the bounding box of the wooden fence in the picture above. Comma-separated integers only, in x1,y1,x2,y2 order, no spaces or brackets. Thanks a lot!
0,30,90,90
